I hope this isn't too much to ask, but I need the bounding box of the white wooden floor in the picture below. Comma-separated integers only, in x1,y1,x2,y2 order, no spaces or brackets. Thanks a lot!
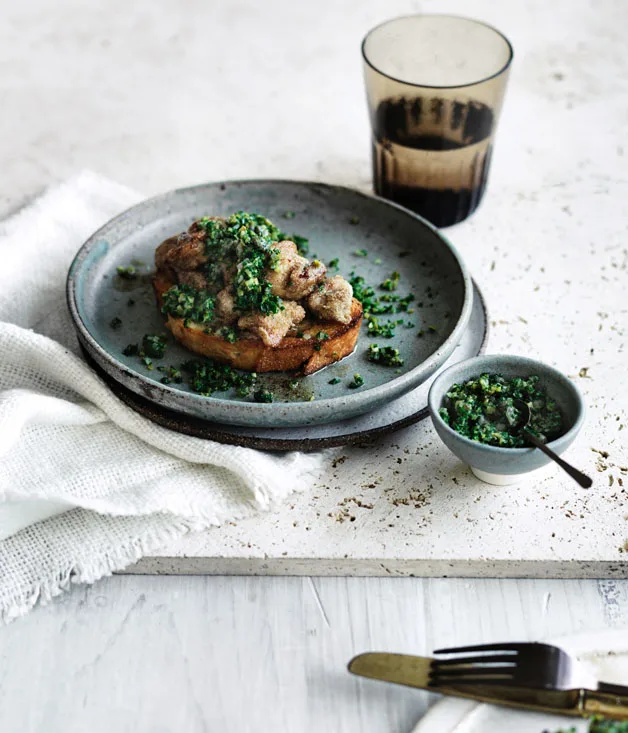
0,576,626,733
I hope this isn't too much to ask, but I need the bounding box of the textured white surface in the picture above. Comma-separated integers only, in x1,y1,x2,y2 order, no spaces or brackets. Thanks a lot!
115,0,627,576
3,0,628,576
1,0,628,730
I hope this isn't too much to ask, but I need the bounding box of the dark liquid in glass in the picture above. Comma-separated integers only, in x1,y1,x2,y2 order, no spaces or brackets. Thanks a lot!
372,97,495,227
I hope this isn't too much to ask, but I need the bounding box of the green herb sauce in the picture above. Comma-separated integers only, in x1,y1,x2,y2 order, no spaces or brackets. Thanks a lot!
551,717,628,733
348,373,365,389
157,365,183,385
367,344,404,367
182,359,256,398
161,284,215,323
116,265,138,280
195,212,284,316
160,212,311,333
141,334,167,359
219,326,238,343
380,270,400,291
439,373,563,448
366,317,402,339
254,388,273,403
349,273,414,315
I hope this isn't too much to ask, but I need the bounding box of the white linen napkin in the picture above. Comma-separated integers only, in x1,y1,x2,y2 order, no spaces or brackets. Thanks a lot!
0,171,322,623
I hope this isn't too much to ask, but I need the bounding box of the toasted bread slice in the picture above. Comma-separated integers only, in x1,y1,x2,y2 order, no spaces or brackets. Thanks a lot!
153,272,363,374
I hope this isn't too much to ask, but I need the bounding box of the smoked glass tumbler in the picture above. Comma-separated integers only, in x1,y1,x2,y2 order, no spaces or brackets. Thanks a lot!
362,15,513,227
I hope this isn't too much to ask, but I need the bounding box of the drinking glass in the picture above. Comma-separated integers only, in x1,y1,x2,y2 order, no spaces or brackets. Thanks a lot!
362,15,513,227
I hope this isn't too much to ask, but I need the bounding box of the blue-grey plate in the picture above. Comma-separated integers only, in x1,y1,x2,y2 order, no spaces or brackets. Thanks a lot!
79,281,487,451
67,180,473,428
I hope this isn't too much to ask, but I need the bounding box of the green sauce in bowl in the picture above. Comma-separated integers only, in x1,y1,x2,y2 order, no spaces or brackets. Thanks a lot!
438,373,563,448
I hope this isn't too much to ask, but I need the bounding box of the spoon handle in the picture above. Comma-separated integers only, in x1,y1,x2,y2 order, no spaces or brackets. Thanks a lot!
524,430,593,488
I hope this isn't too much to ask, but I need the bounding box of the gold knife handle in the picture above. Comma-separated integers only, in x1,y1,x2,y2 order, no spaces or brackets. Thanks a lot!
348,653,628,720
582,689,628,720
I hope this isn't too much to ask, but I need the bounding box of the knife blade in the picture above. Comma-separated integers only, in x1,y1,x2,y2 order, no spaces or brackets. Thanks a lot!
348,653,628,720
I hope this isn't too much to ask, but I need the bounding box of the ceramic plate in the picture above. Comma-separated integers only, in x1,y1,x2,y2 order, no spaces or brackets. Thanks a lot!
413,630,628,733
79,281,487,450
68,180,472,428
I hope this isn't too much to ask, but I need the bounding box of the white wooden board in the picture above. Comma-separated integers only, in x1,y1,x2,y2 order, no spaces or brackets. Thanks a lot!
123,0,626,579
3,0,628,580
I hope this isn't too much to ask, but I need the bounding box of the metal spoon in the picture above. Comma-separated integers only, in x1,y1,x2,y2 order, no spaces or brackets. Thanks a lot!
513,399,592,488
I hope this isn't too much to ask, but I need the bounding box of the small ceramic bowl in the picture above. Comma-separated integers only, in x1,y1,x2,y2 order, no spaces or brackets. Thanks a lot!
428,354,585,485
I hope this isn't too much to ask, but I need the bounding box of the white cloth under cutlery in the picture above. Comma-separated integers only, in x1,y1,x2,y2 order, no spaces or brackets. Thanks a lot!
0,171,322,623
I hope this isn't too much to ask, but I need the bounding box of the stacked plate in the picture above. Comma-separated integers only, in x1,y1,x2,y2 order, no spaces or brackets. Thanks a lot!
67,180,488,450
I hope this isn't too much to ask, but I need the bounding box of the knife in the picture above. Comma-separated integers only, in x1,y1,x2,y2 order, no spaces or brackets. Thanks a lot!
348,653,628,720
